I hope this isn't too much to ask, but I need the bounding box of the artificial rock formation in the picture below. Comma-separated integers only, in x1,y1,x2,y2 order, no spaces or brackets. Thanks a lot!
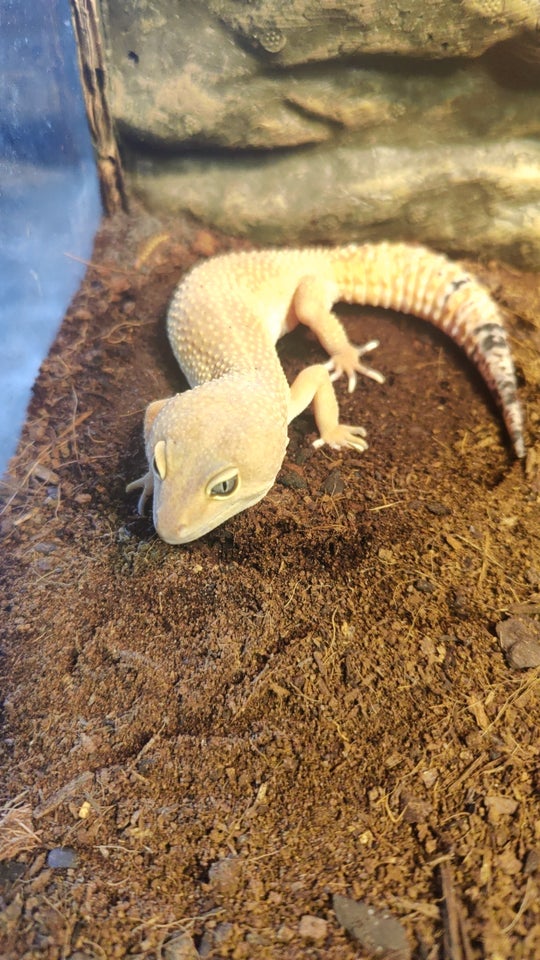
100,0,540,265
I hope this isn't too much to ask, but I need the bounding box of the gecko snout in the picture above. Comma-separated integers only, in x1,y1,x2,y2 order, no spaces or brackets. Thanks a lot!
155,520,190,545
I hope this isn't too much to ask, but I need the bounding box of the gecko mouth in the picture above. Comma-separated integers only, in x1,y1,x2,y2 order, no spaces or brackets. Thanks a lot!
155,484,274,545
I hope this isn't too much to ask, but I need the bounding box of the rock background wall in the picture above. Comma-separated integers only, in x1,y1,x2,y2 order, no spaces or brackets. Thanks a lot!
100,0,540,266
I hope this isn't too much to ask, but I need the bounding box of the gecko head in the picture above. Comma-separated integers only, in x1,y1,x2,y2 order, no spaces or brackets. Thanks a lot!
143,377,288,544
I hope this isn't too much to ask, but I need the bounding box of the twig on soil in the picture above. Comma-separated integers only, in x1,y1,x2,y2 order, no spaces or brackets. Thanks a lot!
64,251,139,277
368,499,408,512
450,531,520,587
70,388,81,464
129,906,225,939
103,318,153,344
476,532,491,591
33,771,93,820
502,875,534,934
81,938,107,959
233,662,276,716
444,753,488,794
481,671,540,735
389,895,440,920
440,862,474,960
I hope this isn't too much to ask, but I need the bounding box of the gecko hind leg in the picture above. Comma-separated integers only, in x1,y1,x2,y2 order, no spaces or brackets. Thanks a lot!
293,276,385,392
325,339,384,393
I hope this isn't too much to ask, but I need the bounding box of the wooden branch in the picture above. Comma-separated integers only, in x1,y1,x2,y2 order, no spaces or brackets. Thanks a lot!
69,0,127,214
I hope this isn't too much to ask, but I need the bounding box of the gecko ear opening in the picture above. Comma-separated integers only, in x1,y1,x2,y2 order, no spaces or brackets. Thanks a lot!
152,440,167,480
144,398,169,433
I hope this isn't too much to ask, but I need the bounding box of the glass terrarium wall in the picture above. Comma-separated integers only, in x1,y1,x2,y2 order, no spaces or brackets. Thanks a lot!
0,0,101,474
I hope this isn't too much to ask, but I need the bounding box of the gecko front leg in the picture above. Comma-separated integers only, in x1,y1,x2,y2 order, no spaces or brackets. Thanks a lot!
126,398,170,515
288,363,369,452
126,469,154,515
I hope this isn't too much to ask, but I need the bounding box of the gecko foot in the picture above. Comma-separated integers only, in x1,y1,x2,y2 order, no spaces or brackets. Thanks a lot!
313,424,368,453
325,339,385,393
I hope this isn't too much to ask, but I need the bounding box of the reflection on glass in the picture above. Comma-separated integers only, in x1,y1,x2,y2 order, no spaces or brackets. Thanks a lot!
0,0,101,473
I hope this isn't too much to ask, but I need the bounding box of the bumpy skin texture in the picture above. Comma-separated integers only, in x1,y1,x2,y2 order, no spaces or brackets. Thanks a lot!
127,242,525,544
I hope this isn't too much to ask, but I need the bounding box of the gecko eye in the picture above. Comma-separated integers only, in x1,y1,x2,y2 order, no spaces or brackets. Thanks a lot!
212,477,238,496
207,470,239,499
152,440,167,480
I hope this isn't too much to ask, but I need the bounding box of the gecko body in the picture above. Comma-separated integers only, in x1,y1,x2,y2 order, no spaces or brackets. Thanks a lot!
127,242,525,544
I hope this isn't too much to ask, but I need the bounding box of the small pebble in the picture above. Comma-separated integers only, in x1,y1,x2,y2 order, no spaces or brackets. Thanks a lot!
421,768,438,788
276,924,295,942
196,930,213,959
213,922,234,946
299,914,327,942
400,792,432,823
320,468,345,496
484,795,518,824
208,855,242,895
34,541,58,554
425,499,450,516
415,578,436,594
32,464,60,484
163,931,198,960
496,617,540,669
524,849,539,875
0,861,26,884
47,847,77,869
278,470,307,491
333,893,410,959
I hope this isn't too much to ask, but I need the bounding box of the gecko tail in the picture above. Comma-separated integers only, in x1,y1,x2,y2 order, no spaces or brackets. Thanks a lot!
334,242,526,459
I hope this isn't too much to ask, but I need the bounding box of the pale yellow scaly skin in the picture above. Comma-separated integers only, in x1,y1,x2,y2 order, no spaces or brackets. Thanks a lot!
127,242,525,544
